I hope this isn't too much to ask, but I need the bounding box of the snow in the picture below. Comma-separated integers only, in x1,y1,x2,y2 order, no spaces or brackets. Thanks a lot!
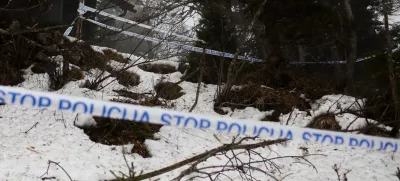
74,114,97,128
1,46,400,181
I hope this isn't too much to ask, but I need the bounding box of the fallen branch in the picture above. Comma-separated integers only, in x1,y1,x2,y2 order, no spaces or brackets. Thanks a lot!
113,138,287,181
40,160,73,181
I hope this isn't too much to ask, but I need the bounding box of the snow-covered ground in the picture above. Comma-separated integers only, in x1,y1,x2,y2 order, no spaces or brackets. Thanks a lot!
0,45,399,181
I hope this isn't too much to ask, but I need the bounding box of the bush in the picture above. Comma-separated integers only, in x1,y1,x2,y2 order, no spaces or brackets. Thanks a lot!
115,71,140,87
0,60,24,86
102,49,129,63
154,82,184,100
139,63,177,74
31,63,46,74
307,113,341,131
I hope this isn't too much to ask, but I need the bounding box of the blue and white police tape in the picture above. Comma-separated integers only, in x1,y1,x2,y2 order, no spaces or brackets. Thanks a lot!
63,16,79,36
83,18,264,62
78,3,202,43
0,85,399,153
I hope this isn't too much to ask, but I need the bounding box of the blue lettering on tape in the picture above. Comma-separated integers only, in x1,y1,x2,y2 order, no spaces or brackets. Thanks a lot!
183,117,198,128
38,96,51,108
139,111,149,123
72,101,88,113
229,123,242,134
59,99,71,111
174,115,185,126
253,126,274,137
106,106,122,118
0,89,5,104
303,132,345,145
217,121,228,131
284,130,293,139
379,141,398,151
303,132,311,141
161,113,172,125
199,119,211,129
20,94,36,107
321,134,334,144
359,139,371,148
8,91,21,104
334,136,344,145
349,137,359,147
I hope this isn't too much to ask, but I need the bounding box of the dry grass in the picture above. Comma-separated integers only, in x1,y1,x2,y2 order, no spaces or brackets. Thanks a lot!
62,42,109,71
102,49,129,64
115,71,140,87
360,124,392,138
68,67,85,81
307,113,341,131
113,89,144,100
139,63,177,74
154,82,184,100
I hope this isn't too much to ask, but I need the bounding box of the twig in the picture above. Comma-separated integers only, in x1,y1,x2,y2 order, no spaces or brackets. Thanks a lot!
40,160,73,181
24,122,39,134
189,47,206,112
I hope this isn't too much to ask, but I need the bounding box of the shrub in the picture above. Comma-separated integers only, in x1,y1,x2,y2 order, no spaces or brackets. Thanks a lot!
154,82,184,100
0,60,24,86
31,63,46,74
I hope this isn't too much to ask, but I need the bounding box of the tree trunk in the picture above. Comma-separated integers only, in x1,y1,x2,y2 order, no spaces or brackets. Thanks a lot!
298,43,305,63
331,44,345,90
341,0,357,95
383,0,400,137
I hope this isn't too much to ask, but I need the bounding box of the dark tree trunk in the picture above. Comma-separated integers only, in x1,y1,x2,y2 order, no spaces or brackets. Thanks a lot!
383,0,400,137
341,0,357,96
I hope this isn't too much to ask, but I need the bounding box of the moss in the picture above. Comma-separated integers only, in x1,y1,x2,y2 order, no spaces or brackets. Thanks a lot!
139,63,177,74
103,49,129,63
307,113,341,131
154,82,184,100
